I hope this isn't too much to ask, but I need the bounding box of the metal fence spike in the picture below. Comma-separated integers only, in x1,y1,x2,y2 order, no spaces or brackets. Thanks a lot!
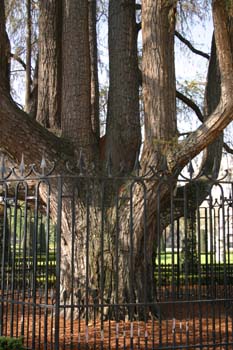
19,153,25,177
106,152,113,176
212,157,218,179
78,149,85,175
40,153,47,175
133,153,141,175
160,155,168,172
188,160,194,179
0,154,6,179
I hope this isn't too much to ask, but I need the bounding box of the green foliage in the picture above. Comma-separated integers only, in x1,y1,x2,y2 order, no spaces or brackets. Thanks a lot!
0,337,24,350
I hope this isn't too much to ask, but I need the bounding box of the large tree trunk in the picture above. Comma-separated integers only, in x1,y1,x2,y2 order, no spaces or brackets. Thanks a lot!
58,176,165,320
59,0,178,320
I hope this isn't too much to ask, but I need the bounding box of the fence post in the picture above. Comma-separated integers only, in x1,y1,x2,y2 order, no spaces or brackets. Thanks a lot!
55,176,62,350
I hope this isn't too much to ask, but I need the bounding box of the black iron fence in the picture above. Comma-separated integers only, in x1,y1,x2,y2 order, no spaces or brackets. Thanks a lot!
0,156,233,349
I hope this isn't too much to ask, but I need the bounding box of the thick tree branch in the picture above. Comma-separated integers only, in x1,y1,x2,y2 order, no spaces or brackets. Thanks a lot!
0,87,74,166
176,90,204,122
170,100,233,171
175,31,210,60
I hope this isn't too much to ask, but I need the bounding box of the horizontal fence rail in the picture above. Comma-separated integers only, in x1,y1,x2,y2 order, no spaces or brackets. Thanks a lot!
0,158,232,349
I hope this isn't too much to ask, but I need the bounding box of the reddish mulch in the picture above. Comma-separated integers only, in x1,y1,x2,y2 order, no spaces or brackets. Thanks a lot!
1,295,233,349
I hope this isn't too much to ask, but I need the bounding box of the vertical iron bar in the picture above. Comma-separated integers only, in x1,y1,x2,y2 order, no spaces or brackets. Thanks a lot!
32,183,39,349
115,191,119,350
156,185,162,348
142,182,148,350
100,180,105,350
196,185,203,347
0,185,7,336
10,185,19,337
85,180,90,350
129,183,134,350
70,185,75,350
55,176,62,350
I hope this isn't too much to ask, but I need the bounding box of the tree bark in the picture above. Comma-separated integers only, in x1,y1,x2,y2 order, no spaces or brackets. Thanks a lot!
89,0,100,141
201,34,223,177
0,0,11,93
106,0,141,173
0,86,73,165
24,0,32,113
37,0,62,129
61,0,95,161
141,0,177,154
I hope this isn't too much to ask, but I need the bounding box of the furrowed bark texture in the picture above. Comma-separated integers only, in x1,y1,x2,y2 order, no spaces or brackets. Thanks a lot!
24,0,32,113
106,0,141,173
212,0,233,98
0,87,73,164
37,0,62,129
142,0,177,152
62,0,95,160
0,0,10,93
89,0,100,141
201,34,223,177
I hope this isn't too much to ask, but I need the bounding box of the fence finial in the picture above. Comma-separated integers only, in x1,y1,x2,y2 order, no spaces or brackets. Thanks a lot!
160,155,168,173
188,160,194,179
0,154,6,179
133,152,141,176
78,149,85,176
19,154,25,177
106,152,113,177
40,152,47,176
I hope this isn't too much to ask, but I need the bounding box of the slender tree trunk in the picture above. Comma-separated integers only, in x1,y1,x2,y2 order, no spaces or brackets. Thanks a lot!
141,0,177,159
89,0,100,141
0,0,11,93
27,56,38,118
61,0,95,160
37,0,62,129
24,0,32,113
201,34,223,177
